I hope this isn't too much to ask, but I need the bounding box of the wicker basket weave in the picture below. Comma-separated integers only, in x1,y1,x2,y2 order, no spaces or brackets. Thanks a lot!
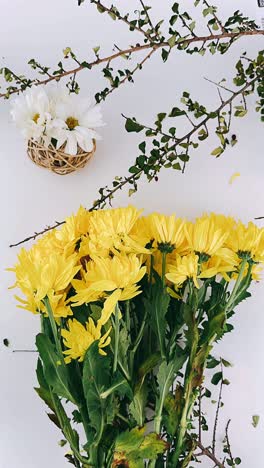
27,139,96,175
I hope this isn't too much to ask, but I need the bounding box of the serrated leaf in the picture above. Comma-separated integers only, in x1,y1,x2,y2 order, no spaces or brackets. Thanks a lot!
129,383,148,426
36,334,74,402
82,341,111,440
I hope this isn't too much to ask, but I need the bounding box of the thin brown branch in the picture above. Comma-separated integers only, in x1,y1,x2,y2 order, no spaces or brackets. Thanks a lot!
101,47,156,100
1,29,264,99
196,441,225,468
225,419,234,465
212,362,224,454
139,0,155,32
204,77,234,94
198,386,202,443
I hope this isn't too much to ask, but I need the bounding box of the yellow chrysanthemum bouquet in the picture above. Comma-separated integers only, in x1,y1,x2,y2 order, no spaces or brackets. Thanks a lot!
10,206,264,467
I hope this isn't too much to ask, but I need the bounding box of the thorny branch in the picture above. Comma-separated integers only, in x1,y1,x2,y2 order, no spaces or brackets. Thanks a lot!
1,29,263,100
212,361,224,454
196,441,225,468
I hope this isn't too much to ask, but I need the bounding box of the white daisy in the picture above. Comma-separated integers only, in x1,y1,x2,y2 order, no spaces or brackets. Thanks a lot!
10,86,51,142
49,95,104,156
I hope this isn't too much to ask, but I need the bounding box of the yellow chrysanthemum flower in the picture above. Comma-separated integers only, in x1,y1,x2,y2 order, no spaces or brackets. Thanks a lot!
226,221,264,262
71,254,146,325
55,206,91,250
10,248,80,313
147,213,186,253
61,318,111,363
201,248,239,281
88,206,149,256
184,217,228,258
166,253,217,289
14,290,73,319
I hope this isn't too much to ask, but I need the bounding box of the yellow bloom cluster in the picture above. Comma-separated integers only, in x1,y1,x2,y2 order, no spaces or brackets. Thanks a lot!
10,206,264,363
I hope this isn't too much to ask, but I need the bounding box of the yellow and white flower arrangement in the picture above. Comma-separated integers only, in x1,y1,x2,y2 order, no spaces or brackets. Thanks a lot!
10,205,264,467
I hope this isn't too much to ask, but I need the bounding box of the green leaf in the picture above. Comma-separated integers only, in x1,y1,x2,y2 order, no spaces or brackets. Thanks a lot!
137,433,168,459
211,146,223,157
157,112,167,122
163,387,183,436
161,48,169,62
169,107,186,117
114,427,167,465
115,427,145,454
36,334,74,402
252,414,260,428
125,118,144,133
172,3,179,14
82,341,111,441
118,325,130,377
34,387,56,414
234,106,247,117
129,383,148,426
168,35,177,48
211,371,223,385
221,358,233,368
207,357,220,369
145,276,170,358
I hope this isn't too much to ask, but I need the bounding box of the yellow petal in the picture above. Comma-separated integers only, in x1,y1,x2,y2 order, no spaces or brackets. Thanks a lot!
98,289,122,326
229,172,240,185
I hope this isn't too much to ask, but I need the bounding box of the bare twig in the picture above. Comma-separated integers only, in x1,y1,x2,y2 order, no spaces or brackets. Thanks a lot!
198,386,202,443
212,361,224,454
225,419,235,466
196,441,225,468
204,77,234,94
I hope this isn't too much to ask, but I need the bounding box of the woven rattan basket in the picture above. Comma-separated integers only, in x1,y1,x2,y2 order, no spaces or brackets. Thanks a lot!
27,139,96,175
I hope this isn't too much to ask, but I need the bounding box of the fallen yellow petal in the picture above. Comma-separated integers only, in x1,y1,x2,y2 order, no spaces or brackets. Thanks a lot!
229,172,241,185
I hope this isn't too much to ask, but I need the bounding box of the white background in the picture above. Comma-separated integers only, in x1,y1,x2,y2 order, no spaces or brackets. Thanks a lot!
0,1,264,466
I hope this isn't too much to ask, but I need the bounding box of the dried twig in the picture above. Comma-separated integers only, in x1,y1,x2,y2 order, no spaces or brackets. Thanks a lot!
196,441,226,468
212,361,224,454
225,419,235,466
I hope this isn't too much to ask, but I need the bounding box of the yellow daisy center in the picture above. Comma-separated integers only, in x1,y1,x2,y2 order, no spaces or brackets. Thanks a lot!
32,113,40,123
66,116,79,130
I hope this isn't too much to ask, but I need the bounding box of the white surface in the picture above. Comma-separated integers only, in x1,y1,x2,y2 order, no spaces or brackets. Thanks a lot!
0,1,264,467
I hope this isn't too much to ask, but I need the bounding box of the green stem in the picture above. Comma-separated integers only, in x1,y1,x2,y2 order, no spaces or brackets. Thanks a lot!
171,288,198,467
43,296,64,362
225,259,247,313
162,251,167,288
113,303,120,374
125,300,131,333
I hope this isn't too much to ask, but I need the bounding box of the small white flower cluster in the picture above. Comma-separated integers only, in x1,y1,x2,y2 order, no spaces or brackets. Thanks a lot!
11,85,104,156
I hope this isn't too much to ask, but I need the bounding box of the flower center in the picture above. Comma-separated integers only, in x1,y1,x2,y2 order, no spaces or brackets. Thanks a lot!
32,113,40,123
66,116,79,130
